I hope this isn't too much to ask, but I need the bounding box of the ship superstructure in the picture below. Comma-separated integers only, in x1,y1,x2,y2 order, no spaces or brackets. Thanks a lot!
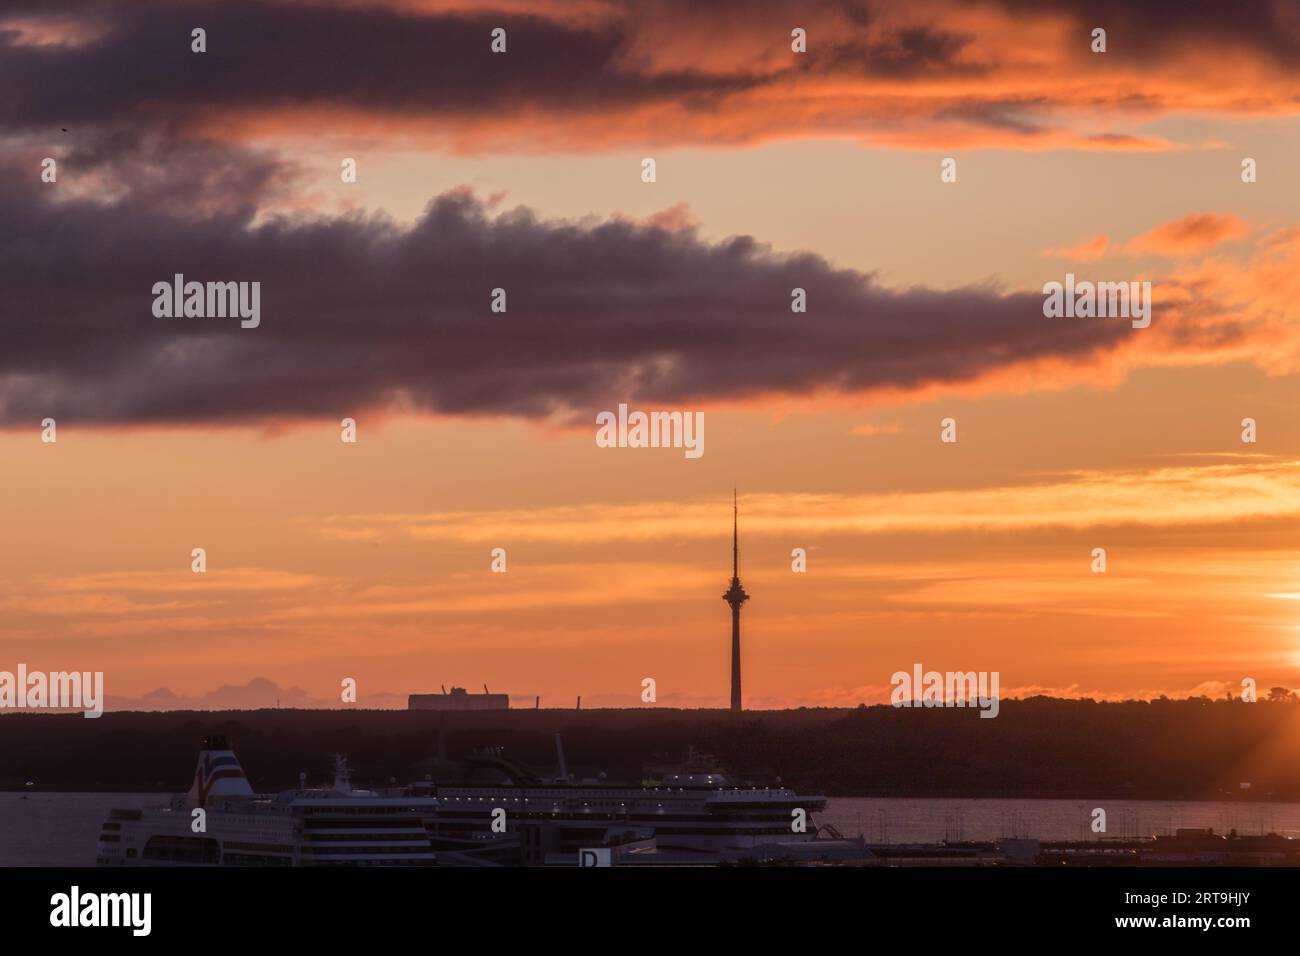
97,736,439,866
98,735,828,866
416,739,826,863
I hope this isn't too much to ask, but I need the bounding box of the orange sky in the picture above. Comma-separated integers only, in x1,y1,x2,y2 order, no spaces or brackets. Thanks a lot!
2,0,1300,708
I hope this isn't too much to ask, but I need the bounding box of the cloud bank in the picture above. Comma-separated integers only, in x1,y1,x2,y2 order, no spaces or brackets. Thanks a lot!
3,0,1299,152
0,178,1133,426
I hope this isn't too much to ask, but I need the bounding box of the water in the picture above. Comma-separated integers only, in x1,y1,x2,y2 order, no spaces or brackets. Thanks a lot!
0,792,157,866
3,792,1298,865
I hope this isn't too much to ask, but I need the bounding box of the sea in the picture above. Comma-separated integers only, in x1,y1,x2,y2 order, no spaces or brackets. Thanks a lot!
3,791,1298,866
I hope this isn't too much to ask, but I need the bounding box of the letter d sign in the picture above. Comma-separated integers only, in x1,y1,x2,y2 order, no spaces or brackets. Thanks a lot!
579,848,611,867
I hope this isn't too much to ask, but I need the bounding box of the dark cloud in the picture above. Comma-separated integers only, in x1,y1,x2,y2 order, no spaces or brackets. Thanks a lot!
0,171,1128,427
3,0,1293,156
0,0,1011,145
59,130,300,218
0,1,759,134
990,0,1300,65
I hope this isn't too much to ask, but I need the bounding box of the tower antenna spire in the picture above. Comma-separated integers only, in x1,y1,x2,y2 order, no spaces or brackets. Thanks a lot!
732,486,739,579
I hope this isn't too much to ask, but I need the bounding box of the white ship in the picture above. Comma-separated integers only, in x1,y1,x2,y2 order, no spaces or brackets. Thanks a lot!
98,735,832,866
97,736,439,866
416,736,829,864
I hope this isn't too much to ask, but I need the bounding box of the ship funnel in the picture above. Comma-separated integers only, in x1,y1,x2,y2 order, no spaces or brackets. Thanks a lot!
186,735,254,807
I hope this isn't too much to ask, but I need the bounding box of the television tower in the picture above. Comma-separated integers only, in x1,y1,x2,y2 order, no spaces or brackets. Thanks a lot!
723,489,749,712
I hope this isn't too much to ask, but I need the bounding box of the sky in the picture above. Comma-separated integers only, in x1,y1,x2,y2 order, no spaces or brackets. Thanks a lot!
2,0,1300,709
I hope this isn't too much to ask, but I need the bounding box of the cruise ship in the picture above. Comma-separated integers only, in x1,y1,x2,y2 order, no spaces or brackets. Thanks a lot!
97,736,440,866
414,736,828,864
97,735,831,866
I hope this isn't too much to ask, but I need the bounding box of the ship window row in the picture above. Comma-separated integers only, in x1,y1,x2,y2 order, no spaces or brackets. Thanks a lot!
142,836,221,864
302,846,434,855
303,834,430,843
435,810,784,821
221,854,293,866
311,860,433,866
441,797,640,809
222,840,295,854
301,818,428,829
434,814,786,828
297,806,432,815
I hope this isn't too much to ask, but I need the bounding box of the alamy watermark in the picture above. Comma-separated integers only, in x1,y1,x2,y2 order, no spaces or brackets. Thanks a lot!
1042,273,1150,328
50,886,150,936
152,274,260,329
0,664,103,718
890,663,1000,718
595,403,704,459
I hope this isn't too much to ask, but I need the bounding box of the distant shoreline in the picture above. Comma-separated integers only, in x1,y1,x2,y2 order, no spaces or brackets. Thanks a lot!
2,699,1297,801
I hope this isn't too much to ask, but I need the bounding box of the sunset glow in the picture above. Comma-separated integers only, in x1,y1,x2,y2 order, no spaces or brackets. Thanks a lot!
3,0,1300,710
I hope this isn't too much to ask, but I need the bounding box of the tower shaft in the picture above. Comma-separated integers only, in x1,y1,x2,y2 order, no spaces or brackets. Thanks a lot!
730,599,743,711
